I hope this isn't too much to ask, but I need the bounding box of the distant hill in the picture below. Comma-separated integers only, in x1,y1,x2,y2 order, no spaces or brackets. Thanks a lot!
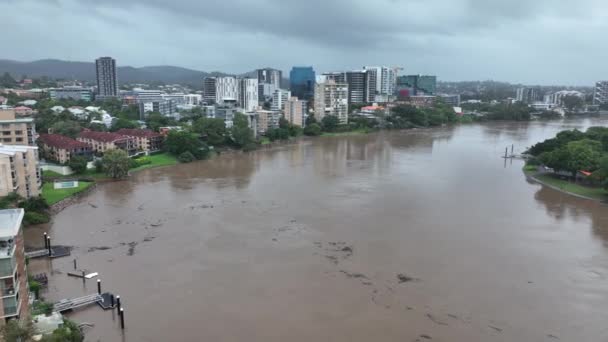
0,59,232,87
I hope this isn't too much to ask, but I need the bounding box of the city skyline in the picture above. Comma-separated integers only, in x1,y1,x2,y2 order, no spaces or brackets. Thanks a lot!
1,0,607,86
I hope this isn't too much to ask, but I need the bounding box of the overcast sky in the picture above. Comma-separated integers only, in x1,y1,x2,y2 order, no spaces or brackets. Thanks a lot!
1,0,607,85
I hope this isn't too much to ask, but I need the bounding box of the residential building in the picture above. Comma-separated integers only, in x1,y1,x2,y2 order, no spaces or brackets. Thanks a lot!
257,68,282,102
594,81,608,105
0,110,36,146
0,97,6,106
284,97,306,127
238,78,259,112
116,129,163,153
0,209,30,325
214,103,238,128
290,67,316,101
12,107,33,117
77,131,136,156
545,90,585,105
184,94,202,106
408,95,436,108
439,94,461,106
255,110,282,135
95,57,118,98
314,80,349,124
138,100,177,119
271,89,291,110
321,72,346,83
0,145,41,198
202,77,217,104
515,87,542,104
396,75,437,96
49,86,93,102
364,66,397,100
38,134,93,164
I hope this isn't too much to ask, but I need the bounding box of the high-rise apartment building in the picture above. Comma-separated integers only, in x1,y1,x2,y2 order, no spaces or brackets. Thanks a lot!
290,67,316,101
0,209,30,326
284,97,307,127
50,86,93,102
314,80,349,124
0,110,36,146
95,57,118,98
363,66,396,100
271,89,291,111
215,77,240,104
257,68,282,103
203,77,217,104
594,81,608,105
0,145,41,198
515,87,542,104
346,70,374,104
238,78,259,112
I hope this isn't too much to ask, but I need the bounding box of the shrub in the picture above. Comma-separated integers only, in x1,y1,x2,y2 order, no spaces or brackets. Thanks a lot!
19,197,49,212
23,212,50,225
67,156,87,174
304,123,322,136
178,151,195,163
94,159,103,173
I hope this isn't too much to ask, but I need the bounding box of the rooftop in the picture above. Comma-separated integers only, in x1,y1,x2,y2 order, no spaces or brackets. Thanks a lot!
39,134,90,150
78,130,128,143
0,144,38,156
116,128,162,138
0,209,24,239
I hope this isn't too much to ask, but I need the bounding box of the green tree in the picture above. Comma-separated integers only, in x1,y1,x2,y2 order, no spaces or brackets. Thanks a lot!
596,156,608,190
40,320,84,342
541,139,603,177
111,118,138,132
321,115,339,132
101,149,131,179
279,116,290,129
193,117,227,146
230,113,254,148
305,114,317,126
0,72,17,88
88,122,108,132
68,156,88,174
562,95,584,112
303,123,322,136
178,151,196,163
1,319,35,342
165,131,209,159
50,120,82,138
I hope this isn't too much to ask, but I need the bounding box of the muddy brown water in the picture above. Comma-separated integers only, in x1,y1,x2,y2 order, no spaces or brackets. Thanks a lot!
25,119,608,342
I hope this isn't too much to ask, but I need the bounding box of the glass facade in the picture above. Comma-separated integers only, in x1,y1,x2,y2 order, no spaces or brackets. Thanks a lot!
396,75,437,96
0,256,15,278
289,67,316,101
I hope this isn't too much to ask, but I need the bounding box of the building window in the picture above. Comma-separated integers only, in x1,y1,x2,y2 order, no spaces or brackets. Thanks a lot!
14,131,22,136
2,131,10,136
15,138,23,142
3,138,11,143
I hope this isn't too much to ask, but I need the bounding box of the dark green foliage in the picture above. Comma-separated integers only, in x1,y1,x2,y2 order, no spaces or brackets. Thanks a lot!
165,131,209,159
40,319,84,342
1,319,35,342
111,118,138,131
562,95,584,112
266,128,290,141
321,115,339,132
230,113,255,148
68,156,88,174
0,72,17,88
50,120,82,138
145,112,178,132
305,114,317,126
193,117,227,146
101,149,131,179
94,159,103,173
303,123,322,136
178,151,196,163
19,197,49,212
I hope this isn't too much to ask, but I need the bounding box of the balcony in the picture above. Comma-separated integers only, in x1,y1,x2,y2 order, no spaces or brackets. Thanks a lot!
0,278,17,297
2,296,18,317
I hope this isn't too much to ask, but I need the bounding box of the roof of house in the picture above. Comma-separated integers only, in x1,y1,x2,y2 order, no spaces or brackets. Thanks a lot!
13,106,31,110
78,130,129,143
39,134,90,150
116,128,162,138
0,209,24,239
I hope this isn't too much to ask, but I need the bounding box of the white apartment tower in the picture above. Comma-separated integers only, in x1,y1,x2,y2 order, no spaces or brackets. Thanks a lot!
271,89,291,110
314,80,349,124
239,78,259,112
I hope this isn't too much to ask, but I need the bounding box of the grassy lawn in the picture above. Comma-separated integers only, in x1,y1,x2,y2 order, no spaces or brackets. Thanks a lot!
42,181,94,205
260,137,271,145
535,173,608,201
130,153,178,172
41,170,64,178
522,164,538,174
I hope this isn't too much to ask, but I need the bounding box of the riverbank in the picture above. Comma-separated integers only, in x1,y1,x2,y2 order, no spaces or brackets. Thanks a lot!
524,167,608,202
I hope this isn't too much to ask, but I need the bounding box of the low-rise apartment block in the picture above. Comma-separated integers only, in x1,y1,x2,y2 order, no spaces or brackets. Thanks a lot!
38,134,93,164
0,209,29,326
116,129,163,153
77,131,136,156
284,97,307,127
0,145,41,198
255,110,282,135
0,110,36,146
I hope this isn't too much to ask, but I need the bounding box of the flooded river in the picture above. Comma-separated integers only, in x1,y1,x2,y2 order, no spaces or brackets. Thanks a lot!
26,119,608,342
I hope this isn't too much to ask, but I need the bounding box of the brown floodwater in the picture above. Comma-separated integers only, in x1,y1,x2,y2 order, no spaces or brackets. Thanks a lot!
25,119,608,342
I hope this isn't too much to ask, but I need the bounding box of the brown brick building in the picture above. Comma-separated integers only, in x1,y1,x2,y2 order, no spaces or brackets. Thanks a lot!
38,134,93,164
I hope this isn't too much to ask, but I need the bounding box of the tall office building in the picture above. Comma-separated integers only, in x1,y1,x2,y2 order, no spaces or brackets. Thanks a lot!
257,68,282,103
515,87,542,104
284,97,307,127
202,77,217,104
290,67,316,101
314,80,349,124
95,57,118,98
238,78,259,112
396,75,436,96
215,77,240,103
594,81,608,105
346,70,374,104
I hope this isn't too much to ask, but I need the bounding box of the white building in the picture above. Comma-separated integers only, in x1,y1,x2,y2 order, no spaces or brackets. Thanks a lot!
544,90,585,105
314,80,349,124
216,77,240,104
238,78,259,112
363,66,396,100
271,89,291,110
594,81,608,105
184,94,202,106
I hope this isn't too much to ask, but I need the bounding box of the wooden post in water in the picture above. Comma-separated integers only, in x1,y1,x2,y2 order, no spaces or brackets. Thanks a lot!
116,295,121,313
511,144,514,156
46,236,51,256
43,232,47,249
97,279,101,295
504,147,508,158
120,308,125,329
73,259,77,270
110,294,115,307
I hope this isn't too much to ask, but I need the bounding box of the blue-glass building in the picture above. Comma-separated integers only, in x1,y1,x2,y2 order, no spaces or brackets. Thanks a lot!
290,66,316,101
